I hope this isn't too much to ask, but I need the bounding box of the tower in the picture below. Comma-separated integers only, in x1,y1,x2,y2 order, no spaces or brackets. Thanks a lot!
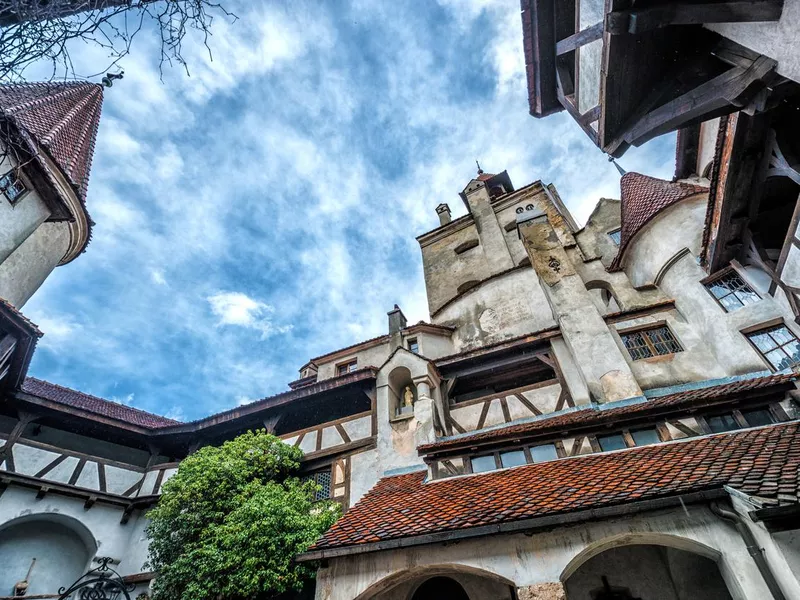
0,82,104,307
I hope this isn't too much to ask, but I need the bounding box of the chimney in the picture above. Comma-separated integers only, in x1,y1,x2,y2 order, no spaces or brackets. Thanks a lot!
436,203,451,226
388,304,407,335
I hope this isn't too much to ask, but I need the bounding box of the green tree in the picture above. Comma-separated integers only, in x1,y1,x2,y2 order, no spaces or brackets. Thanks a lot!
146,430,339,600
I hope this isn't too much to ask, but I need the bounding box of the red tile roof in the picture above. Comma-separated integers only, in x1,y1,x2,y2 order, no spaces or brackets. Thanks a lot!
420,373,795,453
0,82,104,203
21,377,179,429
609,173,707,271
309,422,800,554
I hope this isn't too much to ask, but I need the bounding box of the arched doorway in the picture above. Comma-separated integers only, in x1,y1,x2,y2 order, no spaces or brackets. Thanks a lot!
563,543,732,600
412,577,469,600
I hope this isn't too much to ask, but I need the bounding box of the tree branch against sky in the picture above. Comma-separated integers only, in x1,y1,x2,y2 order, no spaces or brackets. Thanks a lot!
0,0,235,81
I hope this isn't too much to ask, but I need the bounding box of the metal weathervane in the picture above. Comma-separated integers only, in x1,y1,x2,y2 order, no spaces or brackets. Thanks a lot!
57,557,135,600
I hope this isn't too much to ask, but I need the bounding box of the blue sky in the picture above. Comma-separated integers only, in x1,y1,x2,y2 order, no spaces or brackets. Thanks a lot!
22,0,675,421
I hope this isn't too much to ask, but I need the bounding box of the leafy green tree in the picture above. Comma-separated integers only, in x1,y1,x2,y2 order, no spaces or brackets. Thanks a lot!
146,430,340,600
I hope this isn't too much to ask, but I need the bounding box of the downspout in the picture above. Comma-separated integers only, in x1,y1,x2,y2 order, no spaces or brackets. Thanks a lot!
710,502,786,600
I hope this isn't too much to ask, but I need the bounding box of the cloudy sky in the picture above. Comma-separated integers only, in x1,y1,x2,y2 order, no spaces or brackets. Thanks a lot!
22,0,675,421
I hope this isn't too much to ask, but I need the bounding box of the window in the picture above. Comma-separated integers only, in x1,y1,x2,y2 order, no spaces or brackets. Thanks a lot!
336,360,357,376
747,325,800,371
0,170,27,205
500,450,527,468
620,325,683,360
741,408,775,427
303,469,332,501
608,228,621,245
407,338,419,354
631,428,660,446
707,413,740,434
597,433,627,451
529,444,558,463
705,270,759,312
471,455,496,473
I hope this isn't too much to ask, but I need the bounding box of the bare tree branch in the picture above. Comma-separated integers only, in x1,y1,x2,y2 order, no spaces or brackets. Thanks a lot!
0,0,236,82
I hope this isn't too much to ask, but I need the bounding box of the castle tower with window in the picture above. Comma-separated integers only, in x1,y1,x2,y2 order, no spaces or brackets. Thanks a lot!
0,82,104,309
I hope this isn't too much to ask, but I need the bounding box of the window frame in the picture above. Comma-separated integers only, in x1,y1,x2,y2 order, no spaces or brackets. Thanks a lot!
407,337,419,354
335,359,358,376
607,227,621,245
617,322,683,361
701,266,760,313
742,321,800,372
0,168,29,206
302,467,333,501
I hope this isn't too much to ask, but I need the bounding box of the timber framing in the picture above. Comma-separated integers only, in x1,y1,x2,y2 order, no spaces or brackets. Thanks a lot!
522,0,790,157
419,376,795,458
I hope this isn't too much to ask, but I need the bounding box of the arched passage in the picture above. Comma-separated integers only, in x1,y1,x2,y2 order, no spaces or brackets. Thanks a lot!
354,564,516,600
562,536,732,600
0,514,96,596
411,577,469,600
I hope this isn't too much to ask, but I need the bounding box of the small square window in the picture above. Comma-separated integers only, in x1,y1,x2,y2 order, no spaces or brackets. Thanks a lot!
620,325,683,360
707,414,740,434
500,450,527,468
705,270,759,312
0,170,27,205
529,444,558,463
471,455,496,473
741,408,774,428
408,338,419,354
336,360,357,376
608,228,621,245
746,325,800,371
598,434,627,451
631,428,660,446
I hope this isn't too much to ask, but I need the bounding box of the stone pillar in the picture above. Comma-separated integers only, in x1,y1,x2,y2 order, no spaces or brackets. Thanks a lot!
517,582,566,600
517,209,642,402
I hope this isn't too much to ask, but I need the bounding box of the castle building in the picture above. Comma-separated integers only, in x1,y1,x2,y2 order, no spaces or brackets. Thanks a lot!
0,83,799,599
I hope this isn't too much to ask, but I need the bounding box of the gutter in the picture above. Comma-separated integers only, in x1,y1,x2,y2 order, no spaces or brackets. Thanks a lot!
297,489,724,562
710,502,786,600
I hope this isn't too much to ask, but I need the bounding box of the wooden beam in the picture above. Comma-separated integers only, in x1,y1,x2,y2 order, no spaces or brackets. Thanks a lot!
607,1,783,35
624,56,776,148
556,22,603,55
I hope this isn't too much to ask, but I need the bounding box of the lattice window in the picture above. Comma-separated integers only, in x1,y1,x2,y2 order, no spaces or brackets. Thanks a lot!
620,325,682,360
747,325,800,371
0,170,27,205
303,468,332,501
705,270,759,312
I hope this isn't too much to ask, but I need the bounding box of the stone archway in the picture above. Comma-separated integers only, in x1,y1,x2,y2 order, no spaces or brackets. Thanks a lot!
354,564,516,600
411,577,469,600
562,537,733,600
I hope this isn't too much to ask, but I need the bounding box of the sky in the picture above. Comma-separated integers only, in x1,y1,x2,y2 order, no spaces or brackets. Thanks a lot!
21,0,676,421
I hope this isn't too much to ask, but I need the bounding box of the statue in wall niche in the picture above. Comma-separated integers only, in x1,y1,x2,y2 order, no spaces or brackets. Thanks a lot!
403,385,415,408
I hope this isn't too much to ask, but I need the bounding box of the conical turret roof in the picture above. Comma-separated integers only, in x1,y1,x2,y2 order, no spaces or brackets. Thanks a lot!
609,173,707,271
0,81,104,202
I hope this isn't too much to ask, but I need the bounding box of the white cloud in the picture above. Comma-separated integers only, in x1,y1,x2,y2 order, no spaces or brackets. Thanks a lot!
207,291,291,339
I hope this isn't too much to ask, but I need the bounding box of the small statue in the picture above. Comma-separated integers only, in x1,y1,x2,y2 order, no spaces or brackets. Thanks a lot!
403,385,414,407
